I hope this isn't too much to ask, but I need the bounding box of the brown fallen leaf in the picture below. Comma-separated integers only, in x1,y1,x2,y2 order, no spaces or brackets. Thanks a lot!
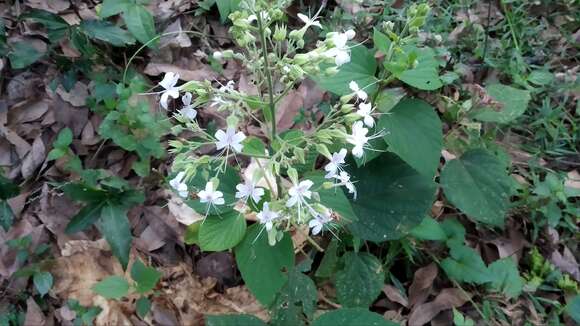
24,297,47,326
21,135,46,178
56,82,89,107
159,18,192,48
408,263,438,308
6,72,42,103
8,100,50,124
550,246,580,282
0,219,45,278
144,63,218,82
408,288,471,326
25,0,69,13
1,125,31,158
383,284,408,307
565,170,580,192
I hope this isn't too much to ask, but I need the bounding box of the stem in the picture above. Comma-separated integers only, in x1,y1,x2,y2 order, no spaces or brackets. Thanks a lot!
256,13,277,141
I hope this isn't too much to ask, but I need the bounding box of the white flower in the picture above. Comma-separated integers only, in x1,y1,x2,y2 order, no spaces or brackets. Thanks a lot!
357,102,375,127
159,72,180,109
179,92,197,120
349,81,368,101
344,29,356,40
286,180,314,207
346,121,369,158
169,171,188,198
213,51,223,60
257,202,280,231
215,127,246,153
309,209,332,235
235,180,265,203
198,181,224,206
297,13,322,29
324,31,356,66
335,171,357,198
324,148,347,179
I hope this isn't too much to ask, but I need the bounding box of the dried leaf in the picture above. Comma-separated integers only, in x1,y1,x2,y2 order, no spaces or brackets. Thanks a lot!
56,82,89,107
8,100,50,124
159,19,191,48
21,136,46,178
383,285,408,307
550,246,580,282
408,288,471,326
24,297,46,326
408,263,438,308
144,63,218,81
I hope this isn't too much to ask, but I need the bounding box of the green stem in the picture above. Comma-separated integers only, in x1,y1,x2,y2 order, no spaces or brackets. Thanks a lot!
256,13,277,141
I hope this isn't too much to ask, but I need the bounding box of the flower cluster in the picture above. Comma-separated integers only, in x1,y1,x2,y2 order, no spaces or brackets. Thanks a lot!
161,2,391,246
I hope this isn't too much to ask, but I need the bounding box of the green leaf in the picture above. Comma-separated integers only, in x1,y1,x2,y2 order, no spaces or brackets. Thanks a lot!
391,46,442,90
242,137,266,157
409,217,447,241
335,252,384,307
271,269,317,325
130,260,162,294
565,295,580,324
99,0,131,18
472,84,531,123
184,221,201,245
373,28,391,55
0,175,19,199
92,275,130,299
312,45,378,96
0,200,15,231
378,98,442,177
441,243,492,285
235,224,294,306
199,211,247,251
62,183,108,203
375,88,406,113
47,148,66,161
33,271,53,296
21,9,69,30
215,0,241,23
65,202,105,234
122,5,156,45
312,308,398,326
98,204,132,269
315,239,339,278
8,42,44,69
206,314,267,326
308,174,357,223
527,71,553,86
487,258,523,298
347,153,437,241
52,128,73,148
80,20,135,46
440,149,511,227
136,297,151,318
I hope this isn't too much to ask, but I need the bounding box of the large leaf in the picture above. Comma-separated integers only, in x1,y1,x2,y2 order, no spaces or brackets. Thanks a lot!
335,252,384,308
99,0,131,18
441,243,492,285
122,5,156,45
440,149,511,227
487,258,523,298
270,269,317,325
308,174,357,223
234,224,294,306
312,45,378,96
8,42,44,69
215,0,241,23
472,84,530,123
409,217,447,241
199,211,247,251
98,204,132,269
390,46,442,91
92,276,130,299
65,202,105,234
206,314,267,326
378,98,442,177
566,295,580,324
79,20,135,46
312,308,398,326
347,153,437,241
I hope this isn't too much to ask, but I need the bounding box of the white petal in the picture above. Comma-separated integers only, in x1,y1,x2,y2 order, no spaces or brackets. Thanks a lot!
352,145,364,158
231,142,243,153
349,81,359,92
312,21,322,28
232,131,247,144
364,115,374,127
286,196,298,207
335,51,350,66
160,92,170,109
297,13,309,24
159,72,179,90
345,29,356,40
213,197,225,205
182,92,192,106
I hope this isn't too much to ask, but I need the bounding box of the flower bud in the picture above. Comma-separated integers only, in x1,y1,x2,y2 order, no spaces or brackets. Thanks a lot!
287,167,298,184
213,51,223,60
325,66,339,75
322,182,334,189
315,144,332,159
340,94,354,103
340,103,355,113
345,113,361,123
273,24,287,42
